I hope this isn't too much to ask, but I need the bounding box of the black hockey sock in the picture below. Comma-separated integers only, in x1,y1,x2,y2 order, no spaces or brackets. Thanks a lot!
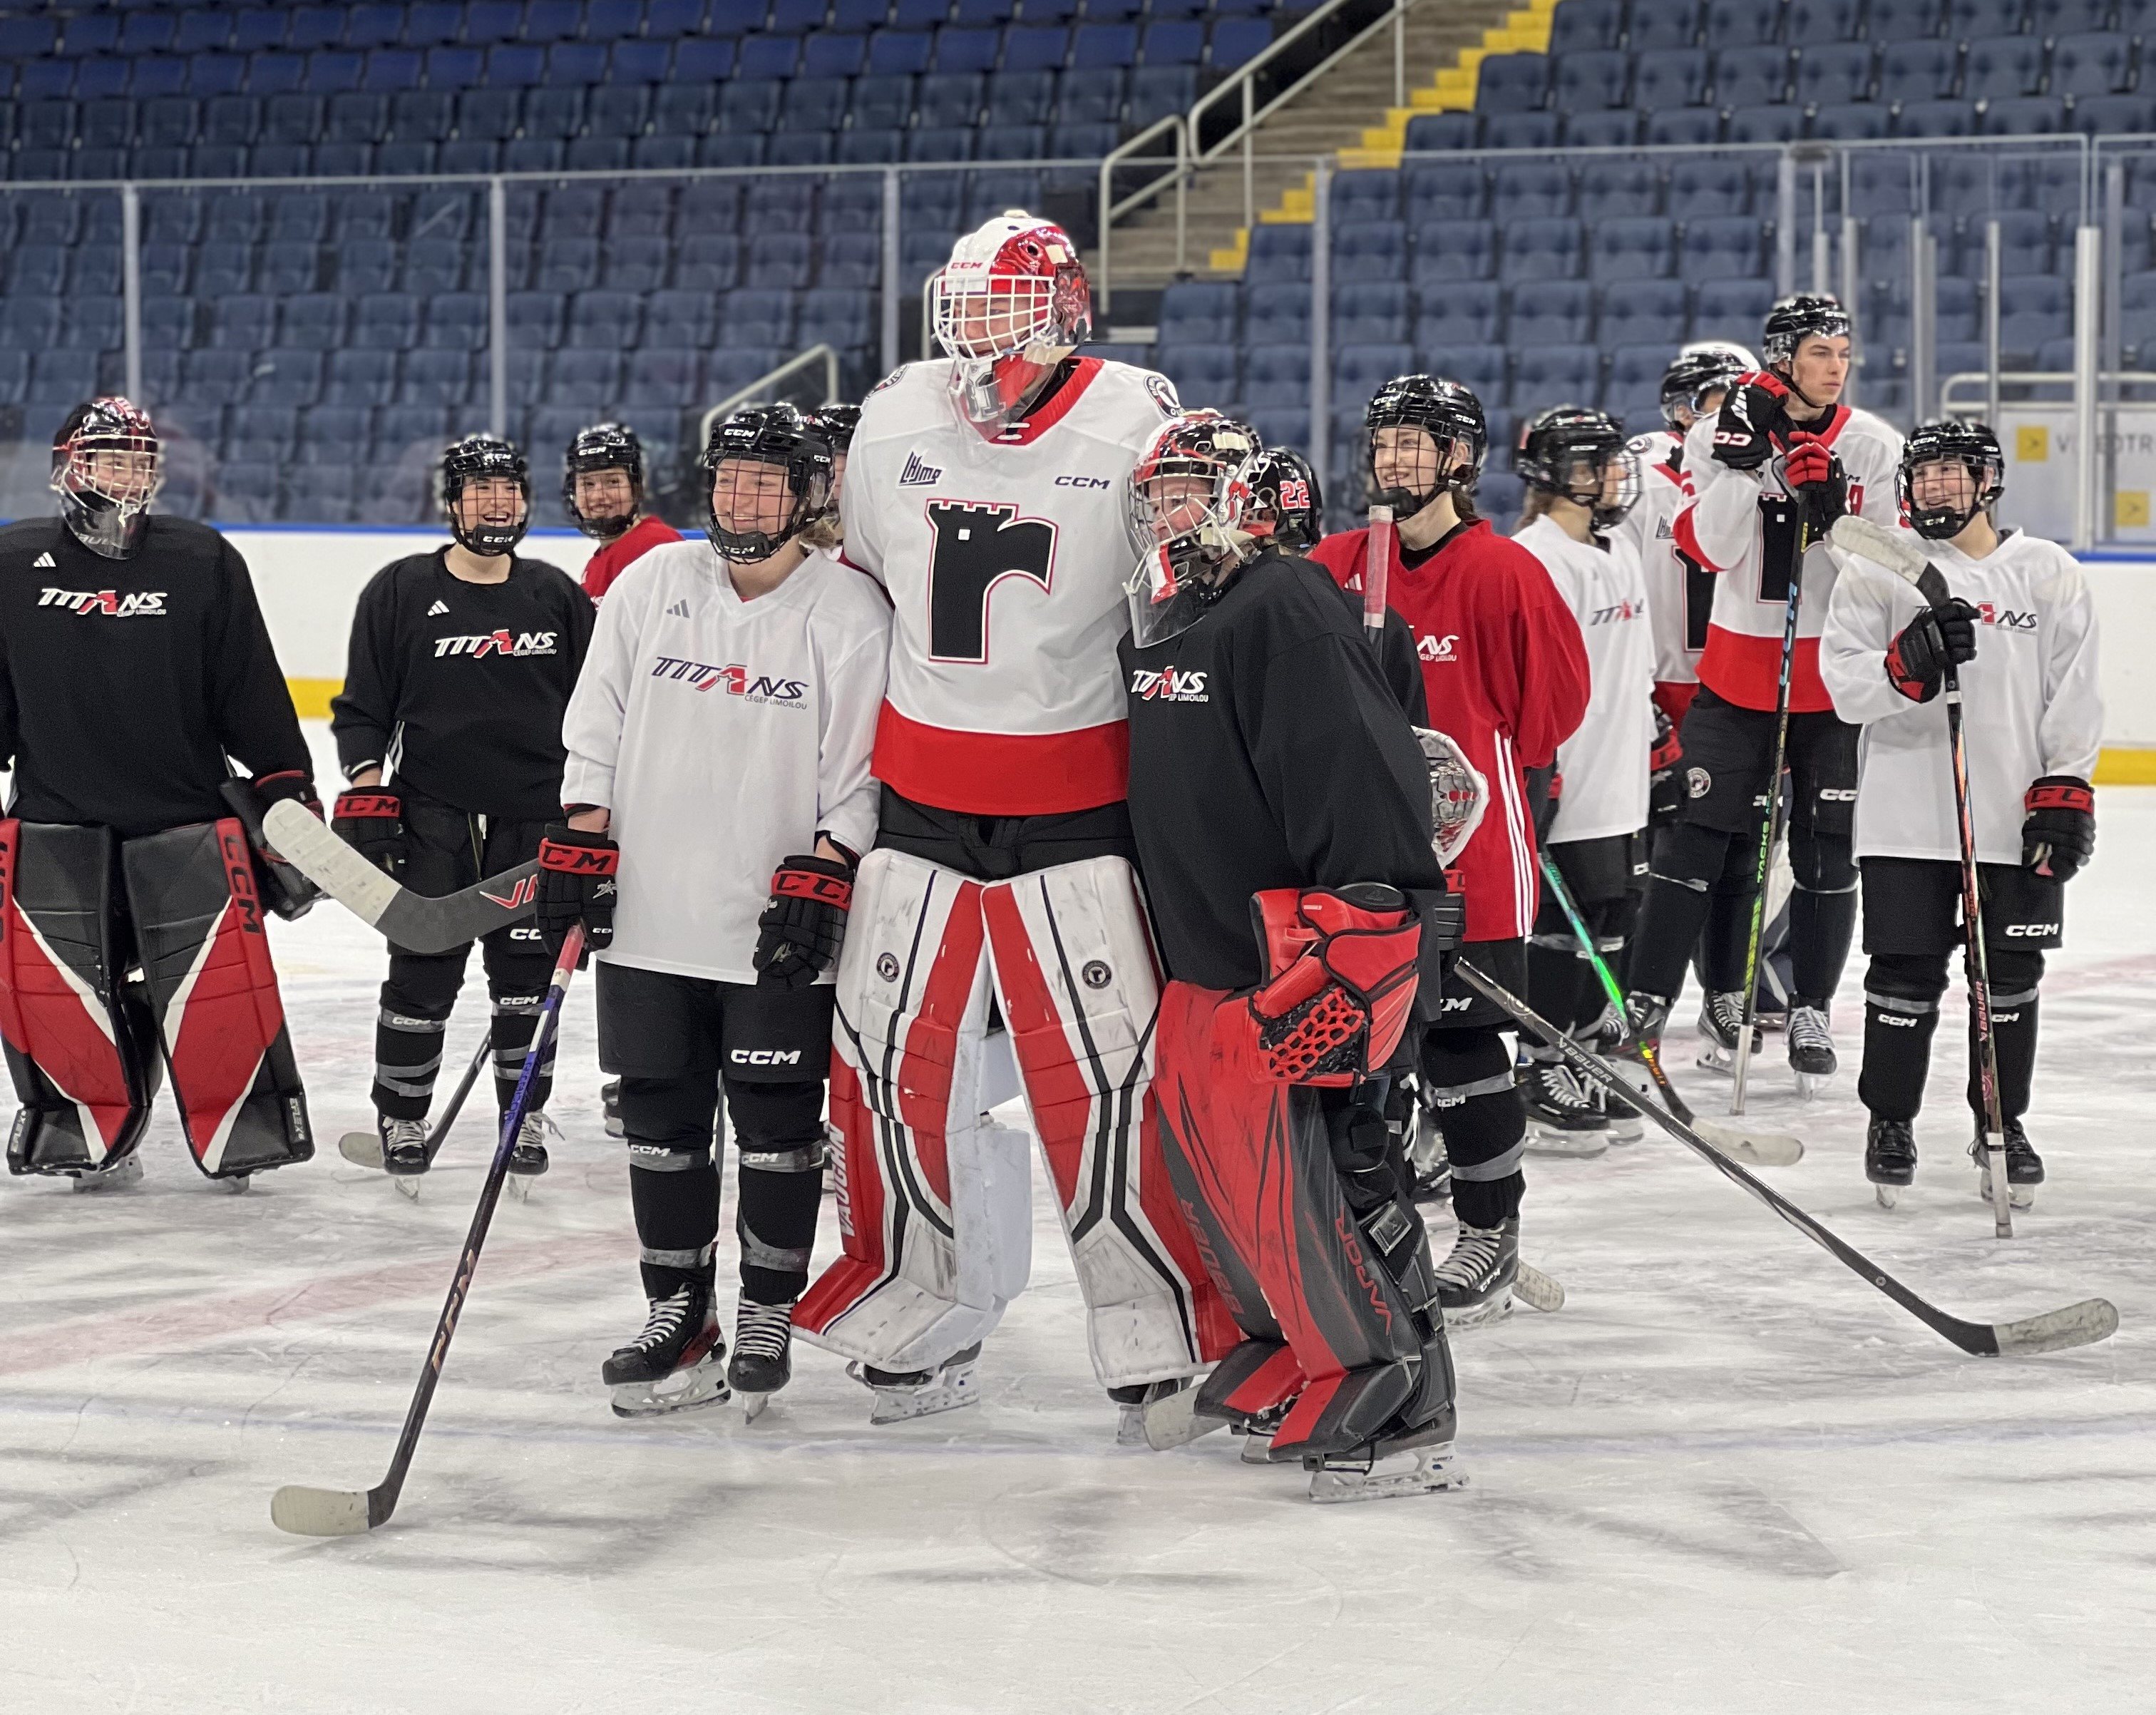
729,1077,827,1306
1452,1169,1523,1229
629,1156,719,1299
1858,953,1946,1122
371,1001,448,1122
1968,950,2043,1123
1628,821,1730,1001
1526,932,1580,1031
491,994,555,1115
1789,887,1859,1008
1423,1023,1524,1229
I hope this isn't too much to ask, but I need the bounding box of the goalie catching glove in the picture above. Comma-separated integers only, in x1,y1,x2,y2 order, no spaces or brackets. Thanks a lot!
535,824,618,958
1239,885,1426,1085
2023,776,2095,881
753,853,854,990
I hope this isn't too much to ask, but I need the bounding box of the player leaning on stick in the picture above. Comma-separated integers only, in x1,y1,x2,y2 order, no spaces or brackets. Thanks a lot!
550,404,888,1419
329,436,592,1190
1624,294,1903,1093
1819,422,2100,1210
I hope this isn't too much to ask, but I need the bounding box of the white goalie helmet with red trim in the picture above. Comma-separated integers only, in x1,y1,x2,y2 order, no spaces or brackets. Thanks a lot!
930,209,1093,436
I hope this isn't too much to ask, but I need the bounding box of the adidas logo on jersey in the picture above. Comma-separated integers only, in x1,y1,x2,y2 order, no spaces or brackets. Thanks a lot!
33,552,54,568
428,600,449,616
898,451,943,486
666,599,690,618
1417,632,1459,663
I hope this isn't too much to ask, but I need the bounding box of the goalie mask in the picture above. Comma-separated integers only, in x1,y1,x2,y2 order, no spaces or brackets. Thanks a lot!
1659,341,1758,432
1897,419,2005,541
51,396,161,560
441,434,531,557
1515,404,1640,533
1243,446,1325,552
931,211,1092,439
1366,374,1487,519
698,402,833,565
1125,410,1261,648
562,421,644,541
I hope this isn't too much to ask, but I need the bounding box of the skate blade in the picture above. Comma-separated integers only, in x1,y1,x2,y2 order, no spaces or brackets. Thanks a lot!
1874,1182,1904,1209
1696,1046,1735,1077
394,1174,422,1202
505,1174,535,1203
1523,1129,1609,1159
1308,1444,1468,1504
609,1368,731,1419
69,1157,143,1192
1514,1261,1565,1313
220,1173,252,1195
1137,1384,1225,1451
337,1131,384,1169
1794,1070,1835,1101
1238,1430,1276,1465
1442,1289,1514,1332
861,1360,980,1425
1975,1164,2038,1212
740,1391,771,1423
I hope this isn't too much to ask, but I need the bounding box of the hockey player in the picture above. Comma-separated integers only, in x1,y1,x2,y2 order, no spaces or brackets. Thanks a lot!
800,403,860,553
1819,421,2100,1208
568,423,682,601
1510,406,1655,1147
329,436,593,1189
1625,294,1904,1092
1241,445,1327,553
549,404,888,1418
789,211,1239,1435
1121,409,1463,1501
1310,376,1590,1326
0,397,317,1191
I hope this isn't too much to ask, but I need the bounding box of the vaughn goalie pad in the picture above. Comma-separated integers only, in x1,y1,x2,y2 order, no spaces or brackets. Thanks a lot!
0,821,159,1176
122,821,312,1178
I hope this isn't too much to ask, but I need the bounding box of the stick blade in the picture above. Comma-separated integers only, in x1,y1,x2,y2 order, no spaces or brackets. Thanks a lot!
1692,1117,1805,1168
264,800,399,927
1514,1261,1566,1313
270,1483,381,1537
1829,513,1926,577
1141,1386,1226,1451
1991,1297,2120,1357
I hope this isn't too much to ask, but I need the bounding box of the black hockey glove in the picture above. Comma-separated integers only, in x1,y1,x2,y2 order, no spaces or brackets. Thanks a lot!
332,787,405,877
1710,370,1789,472
1524,765,1561,844
1884,598,1979,704
1649,707,1684,829
535,824,618,961
2023,776,2095,882
754,854,855,990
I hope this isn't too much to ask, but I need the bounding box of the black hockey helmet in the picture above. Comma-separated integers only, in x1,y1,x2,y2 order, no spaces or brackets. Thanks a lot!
1514,404,1639,532
441,434,530,557
51,395,161,560
1659,341,1759,431
1365,374,1487,518
1242,446,1325,551
808,402,861,454
1761,292,1852,369
1897,419,2005,541
562,421,644,541
697,401,833,563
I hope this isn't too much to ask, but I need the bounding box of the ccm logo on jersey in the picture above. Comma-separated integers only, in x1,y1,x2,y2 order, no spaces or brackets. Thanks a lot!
435,630,558,658
2003,923,2059,936
1054,474,1114,489
39,586,166,617
1129,666,1209,702
731,1048,803,1065
1817,788,1858,802
650,657,808,704
1417,632,1459,662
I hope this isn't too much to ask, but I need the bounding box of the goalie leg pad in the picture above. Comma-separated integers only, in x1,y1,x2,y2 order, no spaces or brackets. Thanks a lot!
793,848,1030,1371
0,821,157,1175
982,856,1238,1386
122,820,311,1178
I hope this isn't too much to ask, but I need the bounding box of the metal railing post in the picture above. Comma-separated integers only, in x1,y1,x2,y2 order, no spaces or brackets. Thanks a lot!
881,166,901,373
1242,80,1255,234
1840,211,1860,410
2103,157,2124,540
488,175,507,441
1811,161,1829,292
1310,159,1332,498
1985,216,2002,431
1393,0,1405,108
2073,222,2101,551
120,183,142,404
1776,148,1797,297
1912,220,1937,422
1175,127,1187,276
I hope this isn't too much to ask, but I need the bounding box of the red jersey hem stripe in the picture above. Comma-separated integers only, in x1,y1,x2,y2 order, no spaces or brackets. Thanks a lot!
873,702,1129,814
1698,629,1833,713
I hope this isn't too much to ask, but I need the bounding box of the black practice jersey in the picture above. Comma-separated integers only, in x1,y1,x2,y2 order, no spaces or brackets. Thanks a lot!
1121,550,1445,991
0,514,310,837
332,548,593,820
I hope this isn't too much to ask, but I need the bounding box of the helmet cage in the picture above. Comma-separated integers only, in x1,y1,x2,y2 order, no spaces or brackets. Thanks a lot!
1897,421,2005,541
698,404,833,565
1125,411,1261,647
562,421,645,541
52,396,161,559
1365,375,1487,518
441,436,531,557
1516,407,1640,532
1659,342,1756,431
932,215,1092,434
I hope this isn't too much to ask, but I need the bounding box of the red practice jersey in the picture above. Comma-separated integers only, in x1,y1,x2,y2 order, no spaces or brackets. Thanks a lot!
1311,519,1590,941
580,514,684,600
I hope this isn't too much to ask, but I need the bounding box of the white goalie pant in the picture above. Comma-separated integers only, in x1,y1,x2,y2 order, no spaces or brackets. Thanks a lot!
791,849,1230,1388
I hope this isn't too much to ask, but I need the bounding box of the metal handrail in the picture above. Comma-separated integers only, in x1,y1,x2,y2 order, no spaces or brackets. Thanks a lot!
697,346,841,451
1097,114,1185,317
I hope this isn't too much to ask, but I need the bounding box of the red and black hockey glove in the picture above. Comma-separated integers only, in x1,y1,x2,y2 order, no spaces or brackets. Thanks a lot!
2022,775,2095,881
536,824,619,960
1710,370,1788,472
754,854,855,990
1241,885,1422,1085
1649,707,1685,828
1884,598,1979,703
1782,431,1849,527
332,787,405,877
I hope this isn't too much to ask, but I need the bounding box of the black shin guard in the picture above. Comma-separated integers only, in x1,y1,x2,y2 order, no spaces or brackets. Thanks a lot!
1421,1025,1524,1229
1789,831,1859,1007
1859,953,1947,1122
490,990,554,1115
1968,948,2043,1122
727,1077,826,1306
620,1074,721,1299
374,951,463,1122
1628,821,1732,1001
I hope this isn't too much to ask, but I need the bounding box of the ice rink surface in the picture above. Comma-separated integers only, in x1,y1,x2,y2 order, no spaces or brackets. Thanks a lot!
6,730,2156,1714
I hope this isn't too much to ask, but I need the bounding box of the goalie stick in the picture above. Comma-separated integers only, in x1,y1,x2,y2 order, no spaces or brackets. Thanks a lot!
1829,513,2015,1237
1536,850,1802,1168
270,926,585,1537
263,798,538,954
337,1033,491,1192
1453,958,2116,1356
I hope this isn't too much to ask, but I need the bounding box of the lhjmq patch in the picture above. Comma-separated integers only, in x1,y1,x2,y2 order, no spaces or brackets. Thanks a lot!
1686,766,1712,799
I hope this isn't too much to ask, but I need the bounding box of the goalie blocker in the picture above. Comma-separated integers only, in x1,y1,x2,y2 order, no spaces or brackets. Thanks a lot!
1,817,311,1183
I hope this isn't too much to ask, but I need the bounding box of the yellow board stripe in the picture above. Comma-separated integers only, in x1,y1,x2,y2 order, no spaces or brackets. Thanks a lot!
2095,747,2156,786
288,677,341,720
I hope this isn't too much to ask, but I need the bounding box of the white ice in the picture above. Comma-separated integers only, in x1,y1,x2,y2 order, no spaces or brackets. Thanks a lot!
6,729,2156,1714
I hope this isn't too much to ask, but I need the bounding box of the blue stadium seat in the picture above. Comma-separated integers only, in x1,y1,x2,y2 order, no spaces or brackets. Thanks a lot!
719,81,784,132
818,231,882,289
1703,0,1781,46
205,292,272,349
868,29,935,73
739,34,804,77
306,49,365,93
746,232,816,288
1633,48,1709,110
1333,220,1408,280
717,288,798,349
799,32,866,77
142,96,202,147
987,69,1058,123
1592,215,1675,281
1072,22,1139,66
1564,108,1640,145
1492,160,1571,221
1712,46,1790,106
1245,282,1312,344
1644,106,1723,144
1413,217,1496,279
1403,162,1487,223
1129,63,1196,122
1693,276,1775,332
1502,217,1584,282
180,348,251,406
1333,169,1401,226
61,11,123,56
907,126,974,159
80,98,133,150
652,83,717,135
1991,209,2055,273
1141,20,1206,64
1982,96,2066,133
1509,280,1594,344
1963,34,2043,100
2071,93,2154,133
850,73,915,128
1950,0,2028,34
974,123,1044,159
1632,0,1704,46
525,86,586,140
1998,276,2070,356
261,242,323,295
1156,343,1241,409
962,168,1040,221
1578,160,1660,217
355,291,423,349
1797,42,1874,107
549,349,620,409
192,246,255,299
419,294,487,352
1510,344,1602,411
1598,277,1689,347
1684,213,1766,280
190,54,247,98
1606,343,1675,404
1895,97,1975,134
893,0,953,24
145,297,202,350
799,287,876,353
58,295,121,352
1867,0,1943,34
918,71,985,126
1725,106,1800,143
836,0,893,27
1004,27,1070,73
1849,154,1917,217
1160,280,1241,344
642,290,712,349
264,91,324,144
327,349,397,407
141,242,192,296
1057,67,1125,122
1812,101,1890,137
252,348,325,406
374,399,454,454
1248,224,1313,282
1475,51,1550,111
2032,0,2113,32
1333,281,1412,344
622,347,699,406
781,77,853,131
676,38,741,81
1243,344,1311,409
1787,0,1861,37
837,128,902,163
1551,0,1624,53
1402,111,1479,151
676,232,744,293
1554,49,1628,108
1415,279,1502,347
934,26,1002,71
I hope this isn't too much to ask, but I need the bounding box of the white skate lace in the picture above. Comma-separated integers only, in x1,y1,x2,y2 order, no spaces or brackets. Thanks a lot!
1531,1060,1593,1114
1705,992,1749,1043
628,1287,694,1353
515,1111,559,1148
735,1299,792,1361
1432,1225,1503,1291
1788,1006,1832,1055
383,1118,428,1150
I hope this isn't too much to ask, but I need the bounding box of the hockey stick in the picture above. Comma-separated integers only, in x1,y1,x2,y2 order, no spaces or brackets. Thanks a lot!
1536,850,1802,1167
1362,501,1394,643
1454,958,2113,1354
262,799,538,956
337,1033,491,1174
270,926,585,1537
1829,515,2014,1236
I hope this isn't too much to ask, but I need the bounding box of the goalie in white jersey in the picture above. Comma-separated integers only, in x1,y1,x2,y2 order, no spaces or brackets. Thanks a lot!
791,211,1236,1435
1820,421,2101,1209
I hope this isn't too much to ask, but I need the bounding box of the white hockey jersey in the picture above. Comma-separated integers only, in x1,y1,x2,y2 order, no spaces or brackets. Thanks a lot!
1613,426,1709,687
1515,514,1655,844
839,354,1180,816
1819,527,2103,866
559,542,890,984
1674,404,1904,713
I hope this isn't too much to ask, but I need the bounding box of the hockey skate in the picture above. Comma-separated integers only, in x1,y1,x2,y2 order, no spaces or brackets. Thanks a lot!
602,1281,729,1418
1521,1054,1608,1157
505,1111,554,1200
728,1298,794,1423
67,1151,143,1193
1432,1216,1519,1329
1307,1420,1467,1504
851,1342,982,1425
1972,1117,2043,1212
1586,1075,1644,1144
379,1115,431,1199
1866,1116,1917,1209
1787,1005,1838,1100
1236,1402,1291,1464
1114,1378,1197,1447
1695,991,1760,1076
1407,1084,1452,1204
